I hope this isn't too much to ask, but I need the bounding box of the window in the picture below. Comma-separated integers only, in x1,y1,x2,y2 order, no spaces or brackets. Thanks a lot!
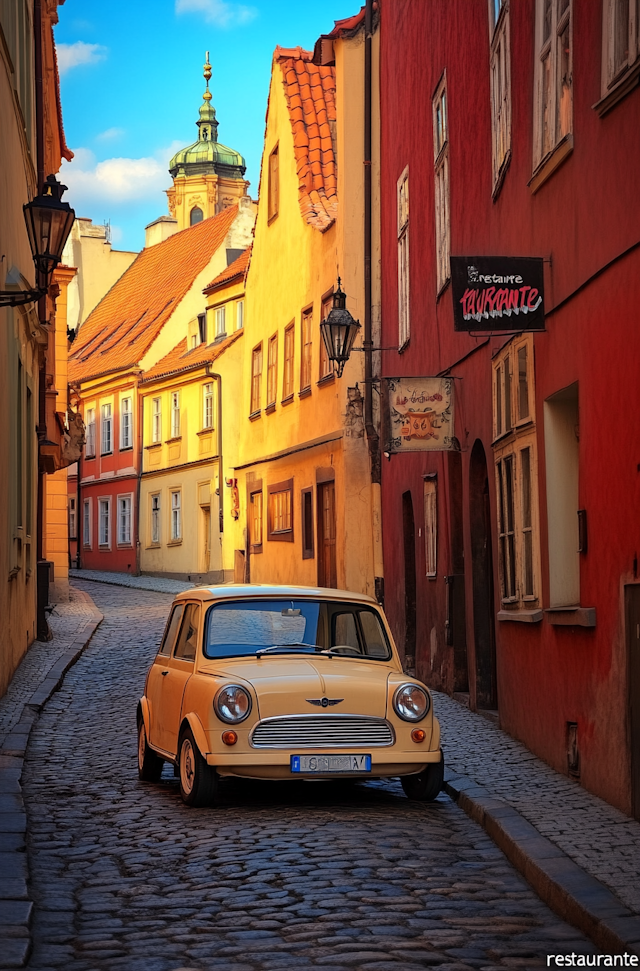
267,334,278,407
433,77,450,293
152,397,162,443
268,479,293,541
250,487,263,550
489,0,511,193
268,144,279,220
69,497,77,540
397,167,410,347
151,493,161,544
159,603,184,656
300,309,313,392
319,293,334,380
190,206,203,225
170,490,182,541
533,0,572,170
602,0,640,94
100,403,112,455
251,344,262,415
118,495,132,545
198,313,207,344
98,498,110,547
120,397,132,450
170,391,180,438
236,300,244,330
492,334,540,609
203,382,214,429
301,487,314,559
283,323,295,399
424,478,437,577
215,306,226,338
85,408,96,457
174,603,201,661
83,499,91,548
544,383,579,607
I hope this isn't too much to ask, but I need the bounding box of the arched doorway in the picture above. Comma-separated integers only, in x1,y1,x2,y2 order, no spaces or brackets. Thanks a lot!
402,491,417,665
469,440,497,710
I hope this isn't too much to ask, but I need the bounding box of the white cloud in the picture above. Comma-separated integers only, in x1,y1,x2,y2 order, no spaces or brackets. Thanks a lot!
96,127,125,142
60,142,183,212
175,0,257,27
56,41,108,74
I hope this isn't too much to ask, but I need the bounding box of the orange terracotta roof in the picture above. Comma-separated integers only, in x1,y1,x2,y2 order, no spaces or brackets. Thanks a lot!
203,245,252,295
140,330,243,384
68,206,239,385
274,47,337,233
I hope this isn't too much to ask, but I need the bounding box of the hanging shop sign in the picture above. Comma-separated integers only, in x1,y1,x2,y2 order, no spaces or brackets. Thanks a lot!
385,377,456,453
451,256,545,332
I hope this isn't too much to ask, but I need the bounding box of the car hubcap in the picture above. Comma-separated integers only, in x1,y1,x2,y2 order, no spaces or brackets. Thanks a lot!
181,739,195,794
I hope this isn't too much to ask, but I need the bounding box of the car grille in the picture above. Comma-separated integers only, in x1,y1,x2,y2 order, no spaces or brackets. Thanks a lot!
250,715,394,748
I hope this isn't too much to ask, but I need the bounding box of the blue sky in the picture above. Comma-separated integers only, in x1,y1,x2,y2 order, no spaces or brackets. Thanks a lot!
56,0,355,252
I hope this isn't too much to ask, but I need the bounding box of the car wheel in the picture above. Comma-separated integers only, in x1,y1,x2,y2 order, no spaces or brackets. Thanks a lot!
401,750,444,801
178,726,217,807
137,718,164,782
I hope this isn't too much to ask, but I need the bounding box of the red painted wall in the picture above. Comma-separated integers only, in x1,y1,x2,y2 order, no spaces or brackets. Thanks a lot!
379,0,640,812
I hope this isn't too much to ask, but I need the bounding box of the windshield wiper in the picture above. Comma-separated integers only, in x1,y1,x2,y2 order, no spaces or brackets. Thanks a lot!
256,643,320,656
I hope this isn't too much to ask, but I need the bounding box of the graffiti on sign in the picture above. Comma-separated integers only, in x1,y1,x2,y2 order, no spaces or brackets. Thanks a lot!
385,377,456,453
451,256,545,332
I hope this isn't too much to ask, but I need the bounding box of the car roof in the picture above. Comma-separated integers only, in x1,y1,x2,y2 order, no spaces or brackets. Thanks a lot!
173,583,379,605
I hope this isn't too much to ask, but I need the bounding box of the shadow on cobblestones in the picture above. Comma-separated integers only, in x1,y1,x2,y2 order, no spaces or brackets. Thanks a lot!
22,582,596,971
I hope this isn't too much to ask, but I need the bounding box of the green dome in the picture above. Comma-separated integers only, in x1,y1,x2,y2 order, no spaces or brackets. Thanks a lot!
169,62,246,181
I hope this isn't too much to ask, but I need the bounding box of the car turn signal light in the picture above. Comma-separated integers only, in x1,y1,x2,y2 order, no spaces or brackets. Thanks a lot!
222,730,238,746
411,728,426,743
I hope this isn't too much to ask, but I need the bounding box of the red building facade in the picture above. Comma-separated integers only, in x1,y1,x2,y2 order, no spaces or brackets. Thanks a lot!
378,0,640,815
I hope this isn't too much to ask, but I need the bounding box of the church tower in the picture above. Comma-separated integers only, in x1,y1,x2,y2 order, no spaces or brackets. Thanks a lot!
167,54,249,231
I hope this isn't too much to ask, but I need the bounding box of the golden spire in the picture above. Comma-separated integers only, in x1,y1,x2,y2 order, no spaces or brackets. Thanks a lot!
203,51,212,102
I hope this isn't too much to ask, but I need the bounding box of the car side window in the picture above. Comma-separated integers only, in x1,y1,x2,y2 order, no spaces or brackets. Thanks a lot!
174,603,201,661
358,610,389,658
332,612,361,652
159,604,184,656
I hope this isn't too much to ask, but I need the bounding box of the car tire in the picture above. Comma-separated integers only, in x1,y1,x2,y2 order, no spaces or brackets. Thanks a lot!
401,750,444,801
137,718,164,782
178,726,217,807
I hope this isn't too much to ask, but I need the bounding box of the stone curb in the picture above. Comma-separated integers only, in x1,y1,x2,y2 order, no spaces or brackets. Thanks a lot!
444,772,640,958
0,590,103,970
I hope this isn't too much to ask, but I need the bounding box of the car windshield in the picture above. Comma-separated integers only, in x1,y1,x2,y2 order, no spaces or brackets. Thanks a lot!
203,599,392,661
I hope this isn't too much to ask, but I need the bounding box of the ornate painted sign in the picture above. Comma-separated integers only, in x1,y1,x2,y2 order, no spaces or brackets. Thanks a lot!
451,256,545,332
386,377,456,453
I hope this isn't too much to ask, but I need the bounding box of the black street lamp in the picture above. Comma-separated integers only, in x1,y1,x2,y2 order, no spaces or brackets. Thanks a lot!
320,277,361,377
0,175,75,308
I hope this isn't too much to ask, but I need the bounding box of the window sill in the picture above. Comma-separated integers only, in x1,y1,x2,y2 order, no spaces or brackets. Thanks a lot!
497,608,543,623
100,452,113,458
299,387,312,399
116,543,133,549
146,543,161,550
145,443,162,450
197,428,214,436
544,606,596,627
491,148,512,202
267,531,294,543
248,410,261,421
593,60,640,117
265,402,276,414
166,539,183,547
398,338,410,354
84,455,96,460
165,436,182,444
98,545,111,551
268,212,279,225
317,373,335,387
119,446,133,453
435,277,451,302
281,394,294,407
214,332,227,342
529,134,573,194
250,545,263,554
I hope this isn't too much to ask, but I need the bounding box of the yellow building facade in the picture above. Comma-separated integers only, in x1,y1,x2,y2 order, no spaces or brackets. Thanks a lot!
231,30,380,597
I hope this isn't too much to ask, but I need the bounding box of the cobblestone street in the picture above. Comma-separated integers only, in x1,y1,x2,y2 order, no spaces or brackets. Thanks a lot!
17,581,600,971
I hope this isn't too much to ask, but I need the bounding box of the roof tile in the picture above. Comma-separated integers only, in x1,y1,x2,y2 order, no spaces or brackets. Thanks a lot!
140,330,243,384
203,245,252,294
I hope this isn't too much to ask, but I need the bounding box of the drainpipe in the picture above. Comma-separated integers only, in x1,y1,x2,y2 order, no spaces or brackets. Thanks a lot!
135,376,143,575
364,0,384,604
205,368,224,536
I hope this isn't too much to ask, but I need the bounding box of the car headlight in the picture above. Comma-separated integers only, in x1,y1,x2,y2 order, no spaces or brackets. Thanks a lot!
214,684,252,724
393,683,430,722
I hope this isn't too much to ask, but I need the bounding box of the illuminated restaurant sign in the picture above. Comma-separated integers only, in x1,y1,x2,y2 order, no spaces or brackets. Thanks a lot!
451,256,545,332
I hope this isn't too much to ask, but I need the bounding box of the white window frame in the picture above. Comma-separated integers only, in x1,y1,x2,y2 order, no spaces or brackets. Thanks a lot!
85,407,96,458
170,490,182,542
120,396,132,450
236,299,244,330
423,478,437,577
533,0,572,172
397,166,410,349
432,75,450,294
100,403,112,455
151,493,161,545
170,391,180,439
203,382,214,429
602,0,639,92
117,494,133,546
489,0,512,194
83,498,92,548
152,397,162,443
215,305,226,338
98,497,111,548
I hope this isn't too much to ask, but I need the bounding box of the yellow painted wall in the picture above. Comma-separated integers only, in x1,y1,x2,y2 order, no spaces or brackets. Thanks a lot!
62,218,137,332
234,38,375,597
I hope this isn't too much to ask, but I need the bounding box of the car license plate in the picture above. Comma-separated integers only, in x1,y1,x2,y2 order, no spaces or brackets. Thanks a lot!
290,754,371,773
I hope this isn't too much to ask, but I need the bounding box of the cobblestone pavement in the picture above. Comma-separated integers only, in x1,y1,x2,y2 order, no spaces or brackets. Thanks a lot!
434,694,640,916
0,589,95,745
21,581,596,971
69,569,195,595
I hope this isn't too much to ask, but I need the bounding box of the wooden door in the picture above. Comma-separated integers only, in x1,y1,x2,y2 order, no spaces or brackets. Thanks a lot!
626,585,640,819
200,505,211,574
317,481,337,588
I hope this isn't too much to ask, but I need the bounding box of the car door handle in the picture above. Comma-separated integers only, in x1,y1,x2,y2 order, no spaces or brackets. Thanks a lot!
161,670,169,676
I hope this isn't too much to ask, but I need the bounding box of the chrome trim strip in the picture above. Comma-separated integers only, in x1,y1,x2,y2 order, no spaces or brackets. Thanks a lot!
249,713,395,749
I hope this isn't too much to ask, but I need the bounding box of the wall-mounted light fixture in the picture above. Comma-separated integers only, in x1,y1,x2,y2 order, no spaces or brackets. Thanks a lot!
319,278,361,378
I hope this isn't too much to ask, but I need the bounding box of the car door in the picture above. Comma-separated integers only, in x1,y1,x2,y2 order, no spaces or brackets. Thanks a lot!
161,602,201,757
147,603,185,751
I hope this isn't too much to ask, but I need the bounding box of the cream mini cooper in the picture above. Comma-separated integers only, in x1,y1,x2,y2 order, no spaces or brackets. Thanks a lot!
137,584,444,807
